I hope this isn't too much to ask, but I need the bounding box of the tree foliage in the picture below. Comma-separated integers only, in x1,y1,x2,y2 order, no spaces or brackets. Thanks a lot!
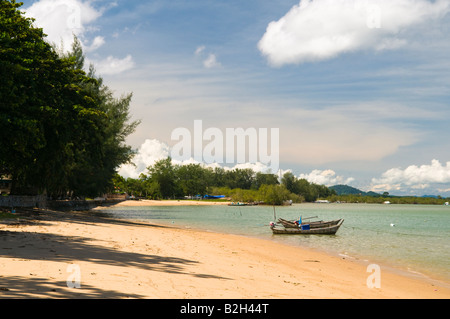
281,172,335,202
112,157,335,205
0,1,139,197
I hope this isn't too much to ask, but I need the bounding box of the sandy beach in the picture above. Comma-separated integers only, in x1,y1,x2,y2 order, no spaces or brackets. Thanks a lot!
107,199,231,207
1,201,449,299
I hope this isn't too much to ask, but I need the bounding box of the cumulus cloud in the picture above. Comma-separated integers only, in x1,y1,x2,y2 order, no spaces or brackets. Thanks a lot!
118,139,171,179
118,139,281,179
25,0,102,53
299,169,354,186
258,0,450,66
371,159,450,193
84,35,105,52
25,0,134,75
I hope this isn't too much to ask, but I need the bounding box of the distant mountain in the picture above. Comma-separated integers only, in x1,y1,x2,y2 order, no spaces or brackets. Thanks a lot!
330,184,382,197
422,195,439,199
330,184,364,195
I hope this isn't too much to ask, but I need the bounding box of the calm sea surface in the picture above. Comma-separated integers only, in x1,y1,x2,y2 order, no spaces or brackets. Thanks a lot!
97,203,450,283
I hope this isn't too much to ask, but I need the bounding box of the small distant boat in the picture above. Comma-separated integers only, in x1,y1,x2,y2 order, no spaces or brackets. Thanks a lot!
270,219,344,235
228,202,247,206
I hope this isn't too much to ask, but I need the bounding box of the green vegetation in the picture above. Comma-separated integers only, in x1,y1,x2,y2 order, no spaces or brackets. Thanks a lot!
117,161,449,206
112,158,335,205
0,1,138,198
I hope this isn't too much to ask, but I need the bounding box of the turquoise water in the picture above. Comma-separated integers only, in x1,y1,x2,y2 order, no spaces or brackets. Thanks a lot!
97,203,450,283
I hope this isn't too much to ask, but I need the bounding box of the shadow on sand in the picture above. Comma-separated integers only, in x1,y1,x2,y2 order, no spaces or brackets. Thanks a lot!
0,208,231,298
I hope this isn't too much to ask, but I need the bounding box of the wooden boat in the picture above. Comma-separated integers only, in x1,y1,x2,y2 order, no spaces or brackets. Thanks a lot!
277,217,341,229
270,219,344,235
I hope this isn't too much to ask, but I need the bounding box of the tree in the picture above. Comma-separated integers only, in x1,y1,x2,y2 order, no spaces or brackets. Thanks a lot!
177,163,207,196
0,0,95,194
224,168,255,189
296,178,317,202
281,172,299,194
253,172,279,189
258,184,291,205
209,167,226,187
0,2,139,197
63,38,140,197
147,158,179,199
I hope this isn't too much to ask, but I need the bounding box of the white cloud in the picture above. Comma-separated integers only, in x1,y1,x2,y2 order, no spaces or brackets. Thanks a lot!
299,169,354,186
371,159,450,193
84,36,105,52
25,0,135,75
118,139,170,179
437,187,450,193
89,55,135,75
195,46,221,68
232,162,274,173
25,0,102,53
258,0,450,66
195,45,206,56
118,139,282,179
203,54,221,69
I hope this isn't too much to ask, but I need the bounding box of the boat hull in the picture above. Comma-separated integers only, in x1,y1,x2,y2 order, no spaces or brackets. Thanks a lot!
278,218,341,229
271,219,344,235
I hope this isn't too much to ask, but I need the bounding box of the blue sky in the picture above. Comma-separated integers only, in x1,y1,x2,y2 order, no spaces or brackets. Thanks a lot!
23,0,450,196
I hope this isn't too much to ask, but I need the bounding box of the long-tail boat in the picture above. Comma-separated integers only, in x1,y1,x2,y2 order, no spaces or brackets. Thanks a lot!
270,219,344,235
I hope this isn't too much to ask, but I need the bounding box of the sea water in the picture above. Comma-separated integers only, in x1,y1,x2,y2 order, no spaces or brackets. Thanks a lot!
97,203,450,283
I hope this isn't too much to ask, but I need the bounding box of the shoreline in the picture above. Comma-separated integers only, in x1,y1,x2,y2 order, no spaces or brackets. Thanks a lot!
1,207,449,298
101,199,231,207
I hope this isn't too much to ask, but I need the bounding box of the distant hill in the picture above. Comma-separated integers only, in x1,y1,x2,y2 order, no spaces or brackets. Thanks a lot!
329,184,382,197
330,184,364,195
365,191,382,197
329,186,446,199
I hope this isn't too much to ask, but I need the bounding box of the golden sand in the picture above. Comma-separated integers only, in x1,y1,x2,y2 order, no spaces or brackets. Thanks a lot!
0,202,449,298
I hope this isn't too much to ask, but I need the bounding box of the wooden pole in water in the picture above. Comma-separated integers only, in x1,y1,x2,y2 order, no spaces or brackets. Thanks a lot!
273,205,276,221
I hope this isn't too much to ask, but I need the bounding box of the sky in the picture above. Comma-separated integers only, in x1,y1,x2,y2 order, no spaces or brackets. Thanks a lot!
22,0,450,196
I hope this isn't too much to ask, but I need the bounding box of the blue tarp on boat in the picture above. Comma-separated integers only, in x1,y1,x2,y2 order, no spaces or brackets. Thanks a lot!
203,195,225,199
